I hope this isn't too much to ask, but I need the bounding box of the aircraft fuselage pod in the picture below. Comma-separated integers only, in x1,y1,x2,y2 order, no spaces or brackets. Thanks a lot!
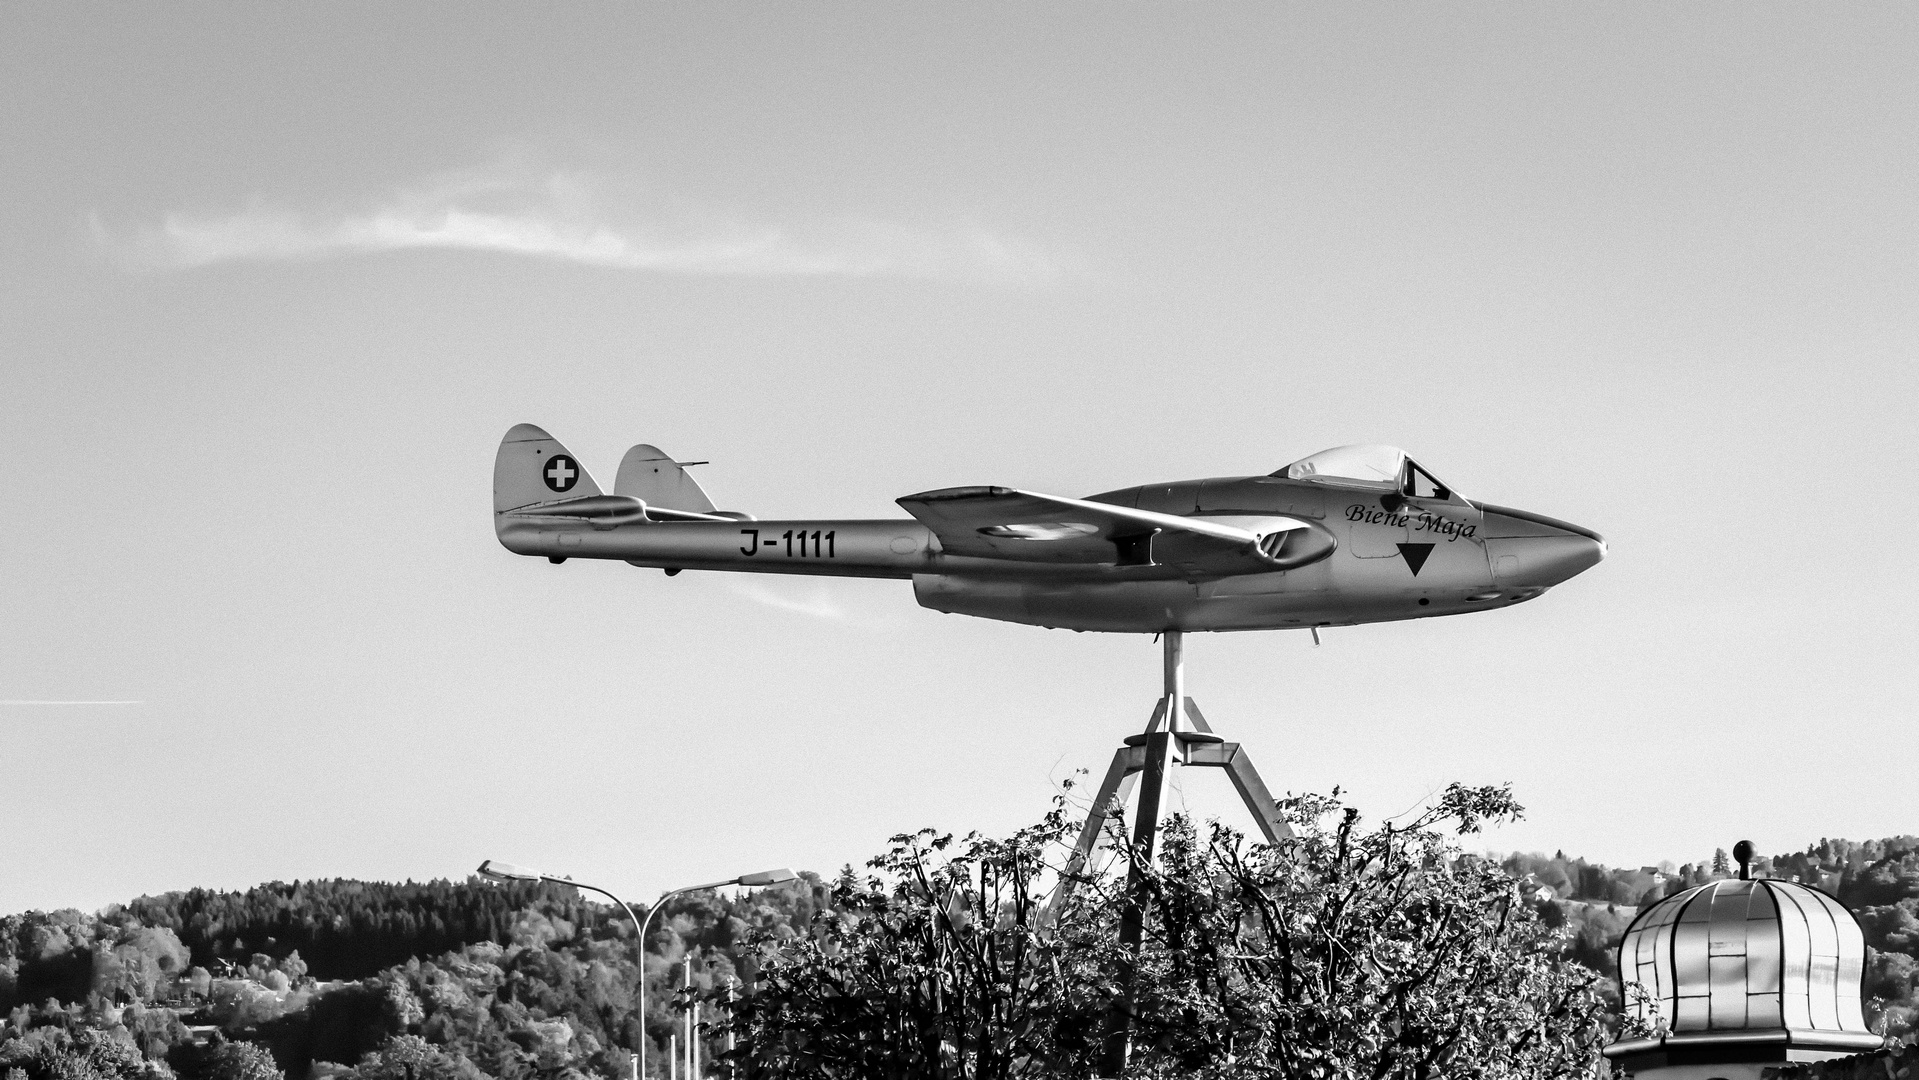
493,428,1604,634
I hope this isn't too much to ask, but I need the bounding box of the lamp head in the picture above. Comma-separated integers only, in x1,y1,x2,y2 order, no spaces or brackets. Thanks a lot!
478,859,545,882
736,868,799,887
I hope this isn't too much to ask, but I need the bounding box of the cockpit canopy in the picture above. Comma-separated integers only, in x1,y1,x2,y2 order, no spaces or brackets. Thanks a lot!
1275,444,1458,500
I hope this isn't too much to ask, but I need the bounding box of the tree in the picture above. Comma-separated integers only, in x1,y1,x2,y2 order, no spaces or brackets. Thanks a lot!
348,1035,484,1080
1096,786,1614,1079
710,784,1613,1080
92,930,191,1004
711,811,1095,1079
0,1026,160,1080
199,1042,281,1080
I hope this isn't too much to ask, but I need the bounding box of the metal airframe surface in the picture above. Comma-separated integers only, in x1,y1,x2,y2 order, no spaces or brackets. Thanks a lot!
494,429,1607,634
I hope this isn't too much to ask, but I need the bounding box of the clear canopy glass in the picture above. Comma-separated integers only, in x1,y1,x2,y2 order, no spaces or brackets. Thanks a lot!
1275,445,1407,488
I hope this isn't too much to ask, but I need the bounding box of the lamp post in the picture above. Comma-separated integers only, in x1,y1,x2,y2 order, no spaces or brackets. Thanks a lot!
478,860,797,1079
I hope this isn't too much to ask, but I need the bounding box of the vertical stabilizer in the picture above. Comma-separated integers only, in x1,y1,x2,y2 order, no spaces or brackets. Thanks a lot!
614,444,716,514
495,424,602,513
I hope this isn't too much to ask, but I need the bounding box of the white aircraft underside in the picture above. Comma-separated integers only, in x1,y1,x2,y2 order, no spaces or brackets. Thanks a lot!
493,425,1604,634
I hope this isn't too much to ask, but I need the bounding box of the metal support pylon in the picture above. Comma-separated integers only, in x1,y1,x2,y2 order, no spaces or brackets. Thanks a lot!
1046,631,1293,1077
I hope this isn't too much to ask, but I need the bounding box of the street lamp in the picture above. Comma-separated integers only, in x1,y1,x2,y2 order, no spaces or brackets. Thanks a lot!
477,860,797,1079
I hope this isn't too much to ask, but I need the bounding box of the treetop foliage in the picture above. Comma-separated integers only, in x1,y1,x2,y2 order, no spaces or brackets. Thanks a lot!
3,807,1915,1080
709,783,1613,1079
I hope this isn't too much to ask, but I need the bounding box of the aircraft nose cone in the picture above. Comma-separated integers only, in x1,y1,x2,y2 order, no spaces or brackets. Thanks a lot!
1479,506,1606,589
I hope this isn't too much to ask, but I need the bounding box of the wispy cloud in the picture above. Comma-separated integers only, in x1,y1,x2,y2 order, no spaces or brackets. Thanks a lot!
724,580,849,622
0,700,143,706
99,167,1060,285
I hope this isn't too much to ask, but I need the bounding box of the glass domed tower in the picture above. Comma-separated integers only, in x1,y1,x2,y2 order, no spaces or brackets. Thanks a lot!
1604,845,1884,1079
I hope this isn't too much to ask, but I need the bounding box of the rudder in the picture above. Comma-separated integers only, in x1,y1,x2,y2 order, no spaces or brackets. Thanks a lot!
495,424,603,513
614,444,716,514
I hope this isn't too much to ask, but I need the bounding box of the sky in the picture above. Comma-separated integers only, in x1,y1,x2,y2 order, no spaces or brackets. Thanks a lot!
3,4,1917,916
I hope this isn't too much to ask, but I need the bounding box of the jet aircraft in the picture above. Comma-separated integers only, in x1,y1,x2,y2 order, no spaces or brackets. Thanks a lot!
493,425,1604,634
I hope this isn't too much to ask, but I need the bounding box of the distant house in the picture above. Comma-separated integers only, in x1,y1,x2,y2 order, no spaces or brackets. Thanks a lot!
1517,875,1557,904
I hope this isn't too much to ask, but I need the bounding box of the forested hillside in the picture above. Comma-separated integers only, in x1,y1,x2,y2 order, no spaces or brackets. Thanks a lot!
1,873,837,1080
3,834,1916,1080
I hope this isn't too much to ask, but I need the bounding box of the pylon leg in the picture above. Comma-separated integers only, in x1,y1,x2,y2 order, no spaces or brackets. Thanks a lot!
1183,742,1293,845
1101,729,1175,1076
1053,745,1145,903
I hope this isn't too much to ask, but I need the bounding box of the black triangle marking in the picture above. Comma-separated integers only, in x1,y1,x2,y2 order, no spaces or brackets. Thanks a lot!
1396,543,1435,576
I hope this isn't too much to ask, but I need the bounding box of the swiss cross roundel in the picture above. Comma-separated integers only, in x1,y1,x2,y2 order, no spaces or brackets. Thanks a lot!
541,454,581,493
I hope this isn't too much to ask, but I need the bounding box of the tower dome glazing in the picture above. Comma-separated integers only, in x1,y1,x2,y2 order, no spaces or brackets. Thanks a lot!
1605,877,1882,1072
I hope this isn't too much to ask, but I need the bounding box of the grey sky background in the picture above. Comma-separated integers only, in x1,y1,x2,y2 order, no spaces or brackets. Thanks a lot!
3,5,1916,916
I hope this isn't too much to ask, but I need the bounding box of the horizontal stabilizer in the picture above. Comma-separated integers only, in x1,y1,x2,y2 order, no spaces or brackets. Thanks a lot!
495,424,602,514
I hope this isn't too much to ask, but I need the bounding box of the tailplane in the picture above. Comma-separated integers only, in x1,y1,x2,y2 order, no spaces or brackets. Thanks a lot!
494,424,603,513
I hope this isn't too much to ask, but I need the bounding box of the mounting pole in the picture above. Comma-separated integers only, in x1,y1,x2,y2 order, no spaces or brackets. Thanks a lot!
1162,630,1185,731
1046,630,1292,1077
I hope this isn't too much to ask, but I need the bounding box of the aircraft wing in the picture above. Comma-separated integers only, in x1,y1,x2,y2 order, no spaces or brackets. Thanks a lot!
896,485,1286,568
